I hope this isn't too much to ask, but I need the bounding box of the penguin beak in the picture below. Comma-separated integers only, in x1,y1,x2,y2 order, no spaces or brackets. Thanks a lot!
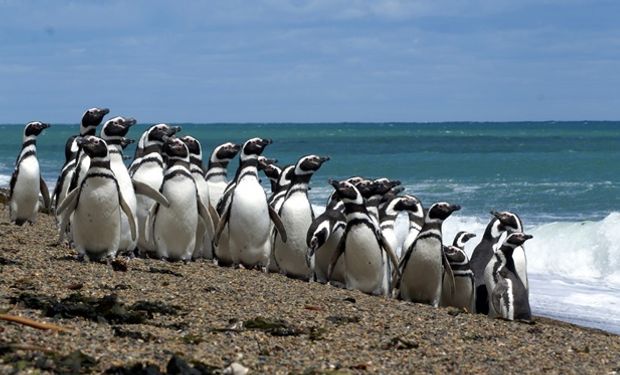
41,123,51,129
319,156,330,163
169,126,182,135
260,138,272,147
232,144,242,152
76,137,86,146
450,204,462,212
125,117,137,126
101,108,110,115
264,157,278,164
490,210,500,219
391,186,405,195
466,233,477,241
523,234,534,241
329,179,340,189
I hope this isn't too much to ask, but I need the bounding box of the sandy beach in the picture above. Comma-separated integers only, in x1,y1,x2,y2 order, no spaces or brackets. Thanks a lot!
1,207,619,374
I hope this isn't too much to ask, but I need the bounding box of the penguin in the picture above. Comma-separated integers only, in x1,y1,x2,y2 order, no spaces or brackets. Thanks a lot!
470,210,524,314
273,154,330,280
213,138,288,270
324,175,364,212
147,137,212,261
401,202,426,260
53,108,109,214
259,157,281,194
484,232,534,321
56,136,136,261
440,231,477,311
66,108,111,195
8,121,51,225
130,124,181,256
100,116,138,253
379,192,419,260
205,142,242,209
267,165,295,210
491,211,528,293
306,206,346,284
180,135,219,259
397,201,461,306
366,178,401,222
327,180,401,296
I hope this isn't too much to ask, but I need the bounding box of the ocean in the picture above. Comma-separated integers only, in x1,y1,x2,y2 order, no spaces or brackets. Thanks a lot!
1,122,619,334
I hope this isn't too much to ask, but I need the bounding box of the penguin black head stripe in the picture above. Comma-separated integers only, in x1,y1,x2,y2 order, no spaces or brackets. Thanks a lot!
180,135,202,156
81,107,110,134
353,178,376,199
163,137,189,159
393,194,422,213
24,121,50,137
77,136,108,158
373,178,401,195
453,231,477,247
427,202,461,221
241,137,272,159
257,156,278,171
296,155,330,175
213,142,241,162
147,124,182,143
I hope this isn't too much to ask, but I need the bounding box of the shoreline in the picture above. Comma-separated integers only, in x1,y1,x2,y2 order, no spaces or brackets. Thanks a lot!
1,211,619,373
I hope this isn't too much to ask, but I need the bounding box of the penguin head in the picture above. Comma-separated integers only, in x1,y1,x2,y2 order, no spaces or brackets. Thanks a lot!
101,116,137,140
309,222,330,252
24,121,50,138
491,210,523,234
444,245,467,263
330,179,363,204
353,178,376,199
212,142,242,163
373,178,401,196
503,232,533,248
427,202,461,222
64,135,79,163
257,156,278,172
77,136,108,158
345,176,365,185
295,155,330,175
392,194,423,215
147,123,182,144
163,137,189,160
453,231,476,248
80,107,110,135
241,138,272,160
180,135,202,158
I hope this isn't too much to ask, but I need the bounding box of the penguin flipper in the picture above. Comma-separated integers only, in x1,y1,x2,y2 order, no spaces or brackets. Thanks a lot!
213,204,231,247
379,232,402,282
56,188,79,216
9,168,17,200
144,203,158,244
491,279,509,318
39,176,51,211
442,248,456,297
268,205,287,243
197,198,215,236
132,180,170,208
327,235,346,281
208,202,220,229
118,191,138,241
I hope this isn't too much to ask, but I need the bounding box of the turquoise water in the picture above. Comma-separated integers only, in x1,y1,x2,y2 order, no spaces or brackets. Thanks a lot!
2,121,620,333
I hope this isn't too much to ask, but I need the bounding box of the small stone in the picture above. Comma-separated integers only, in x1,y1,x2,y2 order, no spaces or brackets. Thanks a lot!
223,362,249,375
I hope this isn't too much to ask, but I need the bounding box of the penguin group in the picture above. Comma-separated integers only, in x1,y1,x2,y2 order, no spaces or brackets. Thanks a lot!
5,109,535,323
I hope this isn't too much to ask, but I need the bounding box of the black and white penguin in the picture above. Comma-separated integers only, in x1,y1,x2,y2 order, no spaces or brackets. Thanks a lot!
258,156,281,194
484,232,534,321
205,142,241,209
397,202,461,306
214,138,287,269
180,135,218,259
56,136,136,261
8,121,51,225
273,154,330,280
267,164,294,210
401,201,426,260
66,108,110,195
440,231,477,311
327,180,400,296
306,206,347,284
366,178,401,223
130,124,181,256
147,137,211,261
379,193,419,260
470,210,524,314
100,116,138,253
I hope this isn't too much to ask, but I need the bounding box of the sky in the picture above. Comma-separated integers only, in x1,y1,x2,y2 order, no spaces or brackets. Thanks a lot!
1,0,619,123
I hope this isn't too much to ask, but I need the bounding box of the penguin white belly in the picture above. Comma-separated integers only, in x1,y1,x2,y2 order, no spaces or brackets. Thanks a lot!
402,228,421,260
10,157,41,223
72,177,121,260
193,175,212,259
484,257,502,315
111,156,137,252
400,239,443,306
382,228,399,259
208,180,227,209
343,226,386,295
314,228,345,284
153,176,198,261
441,272,475,311
512,246,528,291
55,163,75,216
274,194,314,279
132,161,163,254
228,180,271,267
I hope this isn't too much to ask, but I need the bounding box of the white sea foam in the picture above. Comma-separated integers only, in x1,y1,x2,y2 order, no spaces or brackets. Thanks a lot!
0,173,10,188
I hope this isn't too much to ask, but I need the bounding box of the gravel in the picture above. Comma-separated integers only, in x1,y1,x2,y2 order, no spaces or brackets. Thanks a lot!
1,210,619,374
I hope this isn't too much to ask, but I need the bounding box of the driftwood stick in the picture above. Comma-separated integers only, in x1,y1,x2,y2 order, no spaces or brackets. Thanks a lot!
0,313,71,332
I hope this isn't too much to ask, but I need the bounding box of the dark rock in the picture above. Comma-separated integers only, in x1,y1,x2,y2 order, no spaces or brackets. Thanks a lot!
105,363,164,375
111,258,129,272
148,267,183,277
167,355,201,375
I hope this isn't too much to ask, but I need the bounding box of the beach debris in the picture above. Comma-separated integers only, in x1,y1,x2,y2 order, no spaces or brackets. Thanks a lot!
326,315,361,325
223,362,249,375
0,313,71,332
105,362,163,374
148,267,183,277
244,316,303,337
382,336,419,350
66,282,84,290
111,258,129,272
11,293,180,324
